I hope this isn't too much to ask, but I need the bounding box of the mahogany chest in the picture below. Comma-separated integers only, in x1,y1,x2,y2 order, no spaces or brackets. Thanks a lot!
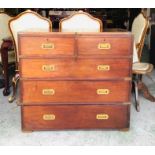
18,32,133,131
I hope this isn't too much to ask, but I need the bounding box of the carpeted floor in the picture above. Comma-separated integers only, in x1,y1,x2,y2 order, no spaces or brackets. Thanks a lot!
0,71,155,146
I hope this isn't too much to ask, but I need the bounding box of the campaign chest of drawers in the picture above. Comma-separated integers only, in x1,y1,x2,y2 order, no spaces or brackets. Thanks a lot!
18,32,133,131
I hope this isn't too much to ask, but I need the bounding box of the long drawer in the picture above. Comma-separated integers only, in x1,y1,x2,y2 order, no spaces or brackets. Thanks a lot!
22,104,130,131
19,35,75,56
77,36,132,56
20,80,131,104
20,58,131,79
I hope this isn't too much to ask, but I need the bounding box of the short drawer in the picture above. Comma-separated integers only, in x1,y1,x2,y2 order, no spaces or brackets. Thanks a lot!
20,80,131,104
22,104,130,131
20,58,131,79
19,35,75,56
77,37,132,56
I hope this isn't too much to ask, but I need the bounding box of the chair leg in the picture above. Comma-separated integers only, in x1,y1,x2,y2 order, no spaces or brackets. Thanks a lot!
1,49,10,96
0,40,13,96
133,80,140,112
8,75,19,103
137,81,155,102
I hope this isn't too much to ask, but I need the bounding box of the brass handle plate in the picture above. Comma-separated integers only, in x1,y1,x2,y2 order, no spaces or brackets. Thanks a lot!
42,89,55,95
43,114,55,120
42,65,55,72
98,43,111,49
96,114,109,120
41,43,54,49
97,89,110,95
97,65,110,71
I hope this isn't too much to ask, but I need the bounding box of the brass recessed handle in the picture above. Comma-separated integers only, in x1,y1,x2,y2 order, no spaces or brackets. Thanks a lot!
42,89,55,95
42,65,55,72
97,89,110,95
97,65,110,71
96,114,109,120
98,43,111,49
41,43,54,49
43,114,55,120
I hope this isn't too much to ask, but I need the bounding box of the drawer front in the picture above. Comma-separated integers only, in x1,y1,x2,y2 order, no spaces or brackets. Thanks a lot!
19,36,75,56
77,37,132,56
20,58,131,79
22,105,130,131
20,80,131,104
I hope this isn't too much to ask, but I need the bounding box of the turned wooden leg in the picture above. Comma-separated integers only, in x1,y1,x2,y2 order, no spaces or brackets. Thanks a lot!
1,43,10,96
0,39,13,96
8,75,20,103
133,80,140,112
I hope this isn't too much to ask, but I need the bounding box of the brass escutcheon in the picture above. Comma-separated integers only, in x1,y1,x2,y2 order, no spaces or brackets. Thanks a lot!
41,43,54,49
97,89,110,95
43,114,55,120
97,65,110,71
42,65,55,72
42,89,55,95
98,43,111,49
96,114,109,120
